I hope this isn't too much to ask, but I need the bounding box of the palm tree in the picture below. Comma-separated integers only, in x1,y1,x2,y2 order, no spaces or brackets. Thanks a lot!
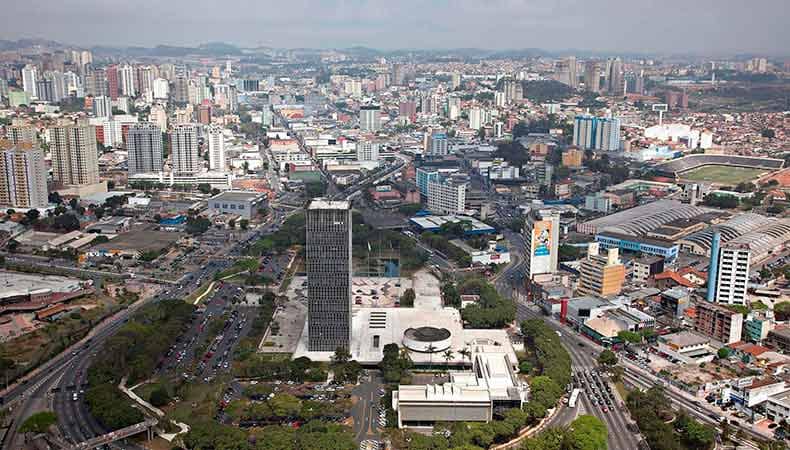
458,347,472,366
442,350,454,374
425,344,437,371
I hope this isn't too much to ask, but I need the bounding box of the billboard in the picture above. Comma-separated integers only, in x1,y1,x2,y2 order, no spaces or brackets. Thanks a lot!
532,220,553,257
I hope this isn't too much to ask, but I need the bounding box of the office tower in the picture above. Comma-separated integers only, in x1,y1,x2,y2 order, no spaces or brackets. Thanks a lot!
173,77,189,104
127,123,163,174
427,179,467,215
694,302,744,344
714,243,750,305
93,95,113,118
0,143,48,208
50,122,100,186
306,200,352,352
149,104,168,132
153,78,169,99
572,115,621,151
584,61,600,93
106,65,119,99
450,72,461,90
360,105,381,132
524,209,560,278
577,243,626,297
7,123,37,146
170,124,199,175
356,140,380,162
35,79,54,102
469,107,483,130
428,133,449,156
607,58,624,96
118,64,136,97
416,167,440,196
21,65,38,98
207,126,226,171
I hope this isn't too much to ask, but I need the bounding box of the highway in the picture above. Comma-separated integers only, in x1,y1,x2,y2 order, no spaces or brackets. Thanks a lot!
496,229,643,450
0,208,286,450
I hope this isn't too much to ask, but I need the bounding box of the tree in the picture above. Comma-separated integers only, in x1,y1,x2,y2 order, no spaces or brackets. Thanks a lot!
610,365,625,382
597,349,617,367
240,219,249,230
762,129,776,140
717,347,731,359
442,349,454,367
558,244,581,262
777,302,790,321
69,198,78,210
25,209,40,223
19,411,57,434
618,330,642,344
54,213,80,231
149,385,171,407
400,288,416,307
332,347,351,365
568,414,608,450
197,183,212,194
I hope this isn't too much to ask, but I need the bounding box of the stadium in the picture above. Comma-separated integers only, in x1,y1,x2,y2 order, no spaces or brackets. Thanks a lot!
654,154,785,185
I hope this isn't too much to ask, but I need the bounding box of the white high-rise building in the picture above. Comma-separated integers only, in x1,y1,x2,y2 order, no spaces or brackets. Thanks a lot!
469,107,483,130
715,244,750,306
50,122,100,186
93,96,113,118
427,180,467,215
152,78,169,99
359,105,381,132
356,140,380,162
22,65,38,98
149,104,168,132
127,123,163,175
524,209,560,278
170,124,199,175
0,144,48,208
207,126,226,171
118,64,136,97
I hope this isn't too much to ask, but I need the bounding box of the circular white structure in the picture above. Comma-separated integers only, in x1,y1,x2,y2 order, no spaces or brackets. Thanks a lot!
403,327,452,353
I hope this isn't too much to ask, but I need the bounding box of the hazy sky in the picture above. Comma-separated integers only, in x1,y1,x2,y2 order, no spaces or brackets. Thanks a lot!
2,0,788,55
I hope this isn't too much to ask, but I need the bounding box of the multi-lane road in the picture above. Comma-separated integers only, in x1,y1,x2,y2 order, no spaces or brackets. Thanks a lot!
496,230,643,450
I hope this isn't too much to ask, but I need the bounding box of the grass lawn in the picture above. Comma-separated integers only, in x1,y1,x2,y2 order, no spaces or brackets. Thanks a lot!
185,281,215,305
166,380,227,425
679,165,767,185
614,381,629,401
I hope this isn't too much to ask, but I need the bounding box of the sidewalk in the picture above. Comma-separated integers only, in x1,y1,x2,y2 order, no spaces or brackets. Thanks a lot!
120,377,189,442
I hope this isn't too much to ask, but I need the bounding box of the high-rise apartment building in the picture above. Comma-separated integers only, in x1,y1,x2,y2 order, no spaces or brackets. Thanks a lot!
7,123,37,146
428,133,449,156
106,65,119,100
360,105,381,132
207,126,226,171
715,243,750,305
306,200,352,352
35,79,54,102
173,77,189,104
572,115,621,151
170,124,199,175
577,243,626,297
524,209,560,278
93,95,113,119
118,64,136,97
127,123,163,174
0,143,48,208
469,107,484,130
607,58,625,96
584,61,600,93
149,104,168,132
22,65,38,98
50,122,100,186
84,68,108,97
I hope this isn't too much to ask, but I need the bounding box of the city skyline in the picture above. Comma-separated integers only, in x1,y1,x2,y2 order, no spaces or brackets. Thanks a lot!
1,0,789,56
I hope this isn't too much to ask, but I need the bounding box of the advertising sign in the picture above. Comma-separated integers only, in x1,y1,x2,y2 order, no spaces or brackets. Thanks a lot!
532,220,552,257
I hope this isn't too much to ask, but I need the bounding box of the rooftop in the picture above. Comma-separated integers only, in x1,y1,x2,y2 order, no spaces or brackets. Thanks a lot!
662,331,710,348
308,199,350,210
210,190,266,202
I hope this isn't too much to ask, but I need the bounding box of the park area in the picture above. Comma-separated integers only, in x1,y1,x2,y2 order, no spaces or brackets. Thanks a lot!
679,165,767,185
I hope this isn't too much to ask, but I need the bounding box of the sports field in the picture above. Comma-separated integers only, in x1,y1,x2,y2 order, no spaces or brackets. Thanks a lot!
679,165,767,184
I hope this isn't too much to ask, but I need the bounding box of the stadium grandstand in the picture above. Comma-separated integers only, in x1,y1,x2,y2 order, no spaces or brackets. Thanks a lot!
727,219,790,264
577,200,712,235
654,154,785,178
678,213,776,256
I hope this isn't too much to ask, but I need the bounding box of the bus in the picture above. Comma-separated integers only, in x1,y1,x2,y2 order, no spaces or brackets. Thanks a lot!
568,388,581,408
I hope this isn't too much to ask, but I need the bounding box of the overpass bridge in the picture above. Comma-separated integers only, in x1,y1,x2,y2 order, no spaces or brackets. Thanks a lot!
66,419,158,450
